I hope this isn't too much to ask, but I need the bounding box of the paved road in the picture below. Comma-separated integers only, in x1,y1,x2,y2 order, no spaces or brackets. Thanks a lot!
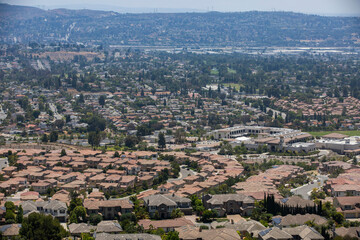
168,165,196,182
49,103,63,121
0,105,6,122
291,175,328,200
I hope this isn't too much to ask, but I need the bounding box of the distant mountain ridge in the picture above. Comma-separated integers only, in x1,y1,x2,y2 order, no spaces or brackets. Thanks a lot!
0,4,359,47
0,4,46,20
36,4,205,14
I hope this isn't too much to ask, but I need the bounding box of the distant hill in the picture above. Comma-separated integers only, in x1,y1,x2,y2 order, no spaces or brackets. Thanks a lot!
0,4,359,47
0,4,45,20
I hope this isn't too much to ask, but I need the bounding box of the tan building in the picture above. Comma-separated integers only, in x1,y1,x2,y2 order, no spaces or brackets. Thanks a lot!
334,196,360,219
203,193,255,216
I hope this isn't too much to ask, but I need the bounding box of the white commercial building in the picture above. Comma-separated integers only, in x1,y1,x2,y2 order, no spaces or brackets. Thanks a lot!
316,137,360,155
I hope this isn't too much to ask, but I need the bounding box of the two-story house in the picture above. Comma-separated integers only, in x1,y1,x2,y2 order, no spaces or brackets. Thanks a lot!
331,185,360,197
334,196,360,219
84,199,133,220
203,193,255,217
143,194,192,219
21,200,67,222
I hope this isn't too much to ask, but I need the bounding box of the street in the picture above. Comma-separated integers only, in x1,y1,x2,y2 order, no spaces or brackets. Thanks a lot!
291,175,328,200
168,165,197,182
49,103,63,121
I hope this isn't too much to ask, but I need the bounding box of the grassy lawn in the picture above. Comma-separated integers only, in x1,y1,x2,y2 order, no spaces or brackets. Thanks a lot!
223,83,243,91
227,68,237,74
210,68,219,75
308,130,360,137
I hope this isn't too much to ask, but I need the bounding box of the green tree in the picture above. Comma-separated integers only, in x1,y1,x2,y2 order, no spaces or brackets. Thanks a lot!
20,212,68,240
81,233,95,240
60,149,67,157
124,135,138,148
32,110,41,119
68,196,86,223
5,210,15,224
201,209,217,223
130,196,149,220
152,227,165,236
190,195,205,215
88,131,102,149
0,136,5,146
70,206,87,223
54,119,65,130
78,94,85,104
171,208,184,219
5,201,15,212
154,210,160,220
332,212,345,225
89,214,102,226
163,231,180,240
16,114,25,123
174,128,186,144
113,151,120,158
41,134,48,143
99,95,106,107
5,201,16,223
85,115,106,132
119,213,139,233
69,190,80,201
158,132,166,149
49,131,58,142
17,205,23,223
7,151,18,166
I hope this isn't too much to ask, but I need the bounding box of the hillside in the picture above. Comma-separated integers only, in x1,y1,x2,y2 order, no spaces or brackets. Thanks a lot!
0,4,359,47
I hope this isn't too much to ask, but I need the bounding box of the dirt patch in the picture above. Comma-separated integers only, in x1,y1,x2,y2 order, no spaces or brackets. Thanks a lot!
32,51,105,61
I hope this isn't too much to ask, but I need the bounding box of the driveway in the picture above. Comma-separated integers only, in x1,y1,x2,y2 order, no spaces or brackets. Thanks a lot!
291,175,328,199
6,188,30,202
184,215,198,224
227,214,245,223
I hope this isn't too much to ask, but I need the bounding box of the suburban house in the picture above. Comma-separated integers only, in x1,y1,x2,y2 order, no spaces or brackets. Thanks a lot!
69,223,96,238
272,214,327,227
143,194,192,219
96,220,123,234
282,226,324,240
21,200,67,222
84,199,133,220
203,194,255,216
0,224,21,239
138,218,194,232
176,225,241,240
235,220,267,239
258,227,293,240
95,233,161,240
331,184,360,197
334,196,360,219
334,227,360,239
276,196,316,208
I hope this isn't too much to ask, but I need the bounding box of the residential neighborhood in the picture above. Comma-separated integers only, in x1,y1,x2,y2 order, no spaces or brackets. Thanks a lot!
0,4,360,239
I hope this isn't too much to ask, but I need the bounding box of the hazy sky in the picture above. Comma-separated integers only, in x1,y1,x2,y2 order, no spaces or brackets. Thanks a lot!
1,0,360,16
